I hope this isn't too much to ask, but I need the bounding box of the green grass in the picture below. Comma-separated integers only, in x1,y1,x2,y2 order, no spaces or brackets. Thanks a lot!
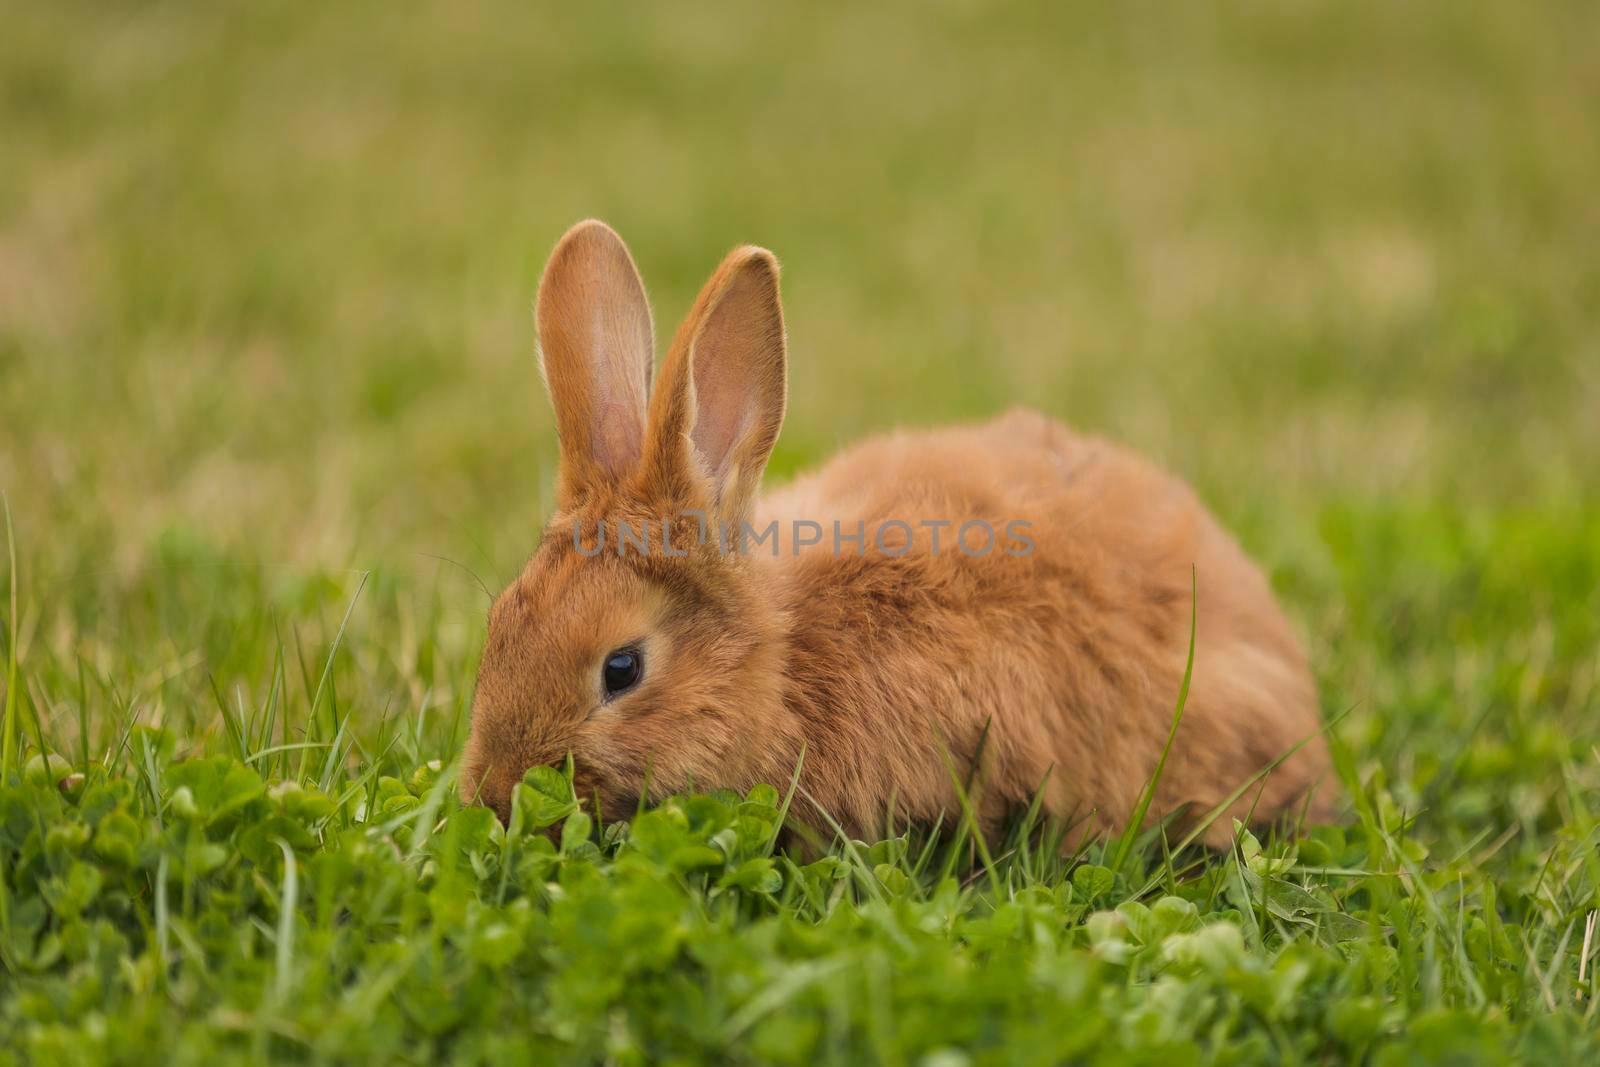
3,1,1600,1063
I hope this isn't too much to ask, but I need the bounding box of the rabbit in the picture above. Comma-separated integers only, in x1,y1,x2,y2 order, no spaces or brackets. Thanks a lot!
462,219,1336,849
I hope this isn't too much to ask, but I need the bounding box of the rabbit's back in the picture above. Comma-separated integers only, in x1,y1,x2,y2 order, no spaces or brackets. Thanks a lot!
757,408,1332,845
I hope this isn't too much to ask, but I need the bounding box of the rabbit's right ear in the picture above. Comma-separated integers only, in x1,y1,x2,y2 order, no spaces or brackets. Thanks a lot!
535,220,654,504
644,245,786,530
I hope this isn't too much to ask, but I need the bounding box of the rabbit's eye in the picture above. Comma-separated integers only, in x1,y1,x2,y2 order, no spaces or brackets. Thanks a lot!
602,648,642,697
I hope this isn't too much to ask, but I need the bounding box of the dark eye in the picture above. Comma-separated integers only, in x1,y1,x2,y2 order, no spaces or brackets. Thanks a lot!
602,648,642,697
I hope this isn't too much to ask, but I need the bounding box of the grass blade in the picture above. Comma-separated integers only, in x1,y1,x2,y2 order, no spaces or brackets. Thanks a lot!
1111,566,1197,876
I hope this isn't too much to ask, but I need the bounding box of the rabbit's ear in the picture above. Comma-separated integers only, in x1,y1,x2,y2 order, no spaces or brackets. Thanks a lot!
535,220,654,502
646,245,787,526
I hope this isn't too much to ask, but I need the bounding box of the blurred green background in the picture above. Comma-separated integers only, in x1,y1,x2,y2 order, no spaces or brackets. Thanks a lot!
2,2,1597,805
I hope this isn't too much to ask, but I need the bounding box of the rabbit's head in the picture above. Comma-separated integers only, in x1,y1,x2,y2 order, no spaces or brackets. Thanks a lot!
463,221,793,822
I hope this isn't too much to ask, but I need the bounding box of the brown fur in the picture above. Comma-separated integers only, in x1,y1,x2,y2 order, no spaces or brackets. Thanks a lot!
463,220,1337,849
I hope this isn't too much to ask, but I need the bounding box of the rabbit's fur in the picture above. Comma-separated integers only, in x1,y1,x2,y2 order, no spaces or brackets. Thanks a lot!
463,220,1335,847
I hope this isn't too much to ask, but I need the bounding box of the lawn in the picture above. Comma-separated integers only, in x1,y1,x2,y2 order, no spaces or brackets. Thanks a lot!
3,2,1600,1063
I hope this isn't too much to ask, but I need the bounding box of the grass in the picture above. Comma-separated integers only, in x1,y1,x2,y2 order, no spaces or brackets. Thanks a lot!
3,1,1600,1063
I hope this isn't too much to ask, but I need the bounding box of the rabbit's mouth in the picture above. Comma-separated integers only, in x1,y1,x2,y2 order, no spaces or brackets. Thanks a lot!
600,792,642,822
570,763,642,823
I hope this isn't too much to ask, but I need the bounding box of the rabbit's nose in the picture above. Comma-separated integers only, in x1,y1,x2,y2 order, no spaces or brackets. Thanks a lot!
460,765,514,824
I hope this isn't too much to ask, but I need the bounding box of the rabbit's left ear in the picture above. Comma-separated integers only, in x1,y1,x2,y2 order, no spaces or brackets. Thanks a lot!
535,220,655,504
645,246,787,527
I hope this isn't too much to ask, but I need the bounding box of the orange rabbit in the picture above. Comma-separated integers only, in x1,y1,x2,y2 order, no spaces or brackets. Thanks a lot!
462,220,1335,847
